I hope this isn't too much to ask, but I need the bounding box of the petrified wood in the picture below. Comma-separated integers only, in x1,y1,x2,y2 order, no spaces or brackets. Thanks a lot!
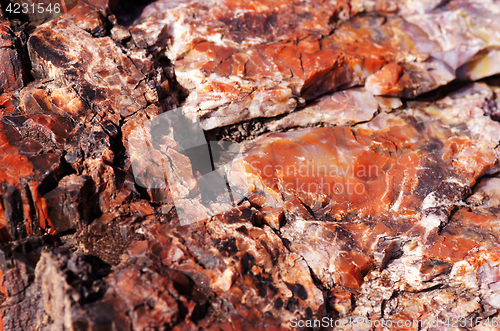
1,0,500,330
133,0,500,130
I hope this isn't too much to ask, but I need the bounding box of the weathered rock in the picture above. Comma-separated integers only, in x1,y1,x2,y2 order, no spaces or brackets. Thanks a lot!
347,173,500,330
129,0,500,130
189,15,450,129
0,21,24,93
102,254,203,330
43,175,96,233
406,0,500,80
265,88,402,133
0,39,145,240
2,0,500,330
0,80,97,240
0,112,65,241
229,113,497,221
28,18,156,121
111,209,325,330
0,244,112,330
64,1,108,37
117,79,500,327
225,84,500,290
0,238,44,329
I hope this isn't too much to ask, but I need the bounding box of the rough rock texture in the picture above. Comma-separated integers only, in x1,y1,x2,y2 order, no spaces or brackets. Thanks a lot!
1,0,500,330
132,0,500,130
0,20,24,93
264,88,402,131
226,85,500,291
28,19,156,120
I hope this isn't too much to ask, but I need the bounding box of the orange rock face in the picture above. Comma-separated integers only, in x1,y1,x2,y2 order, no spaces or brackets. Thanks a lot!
230,114,496,220
227,108,497,289
172,13,451,129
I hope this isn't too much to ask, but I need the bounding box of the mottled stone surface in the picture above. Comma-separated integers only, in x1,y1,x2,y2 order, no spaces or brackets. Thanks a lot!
28,19,156,121
1,0,500,330
130,0,500,130
226,87,500,289
0,21,24,94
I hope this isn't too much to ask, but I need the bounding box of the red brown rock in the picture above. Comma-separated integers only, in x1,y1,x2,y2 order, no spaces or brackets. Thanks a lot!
226,84,500,290
174,14,450,129
0,15,155,240
1,0,500,330
0,79,117,240
28,18,157,121
129,0,500,130
110,208,325,330
0,238,45,330
0,112,64,241
0,20,24,94
349,173,500,330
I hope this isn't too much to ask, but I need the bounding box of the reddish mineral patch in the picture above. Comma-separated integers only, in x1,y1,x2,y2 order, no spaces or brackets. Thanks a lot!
172,14,451,129
0,20,24,93
131,0,500,129
227,110,497,289
229,116,496,220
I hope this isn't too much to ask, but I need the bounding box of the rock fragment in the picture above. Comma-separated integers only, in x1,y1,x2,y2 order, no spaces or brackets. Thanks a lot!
0,20,24,93
43,175,96,233
2,0,500,329
265,88,402,134
226,84,500,289
28,19,156,121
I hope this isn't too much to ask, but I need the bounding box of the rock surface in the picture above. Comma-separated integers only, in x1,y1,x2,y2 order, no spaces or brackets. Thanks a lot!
132,0,500,130
0,20,24,94
1,0,500,330
226,85,500,290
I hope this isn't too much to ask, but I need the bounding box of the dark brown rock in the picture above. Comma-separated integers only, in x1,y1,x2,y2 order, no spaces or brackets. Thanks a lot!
128,210,324,330
0,238,44,330
0,244,112,330
0,21,24,94
1,1,500,330
43,175,96,233
65,1,108,37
